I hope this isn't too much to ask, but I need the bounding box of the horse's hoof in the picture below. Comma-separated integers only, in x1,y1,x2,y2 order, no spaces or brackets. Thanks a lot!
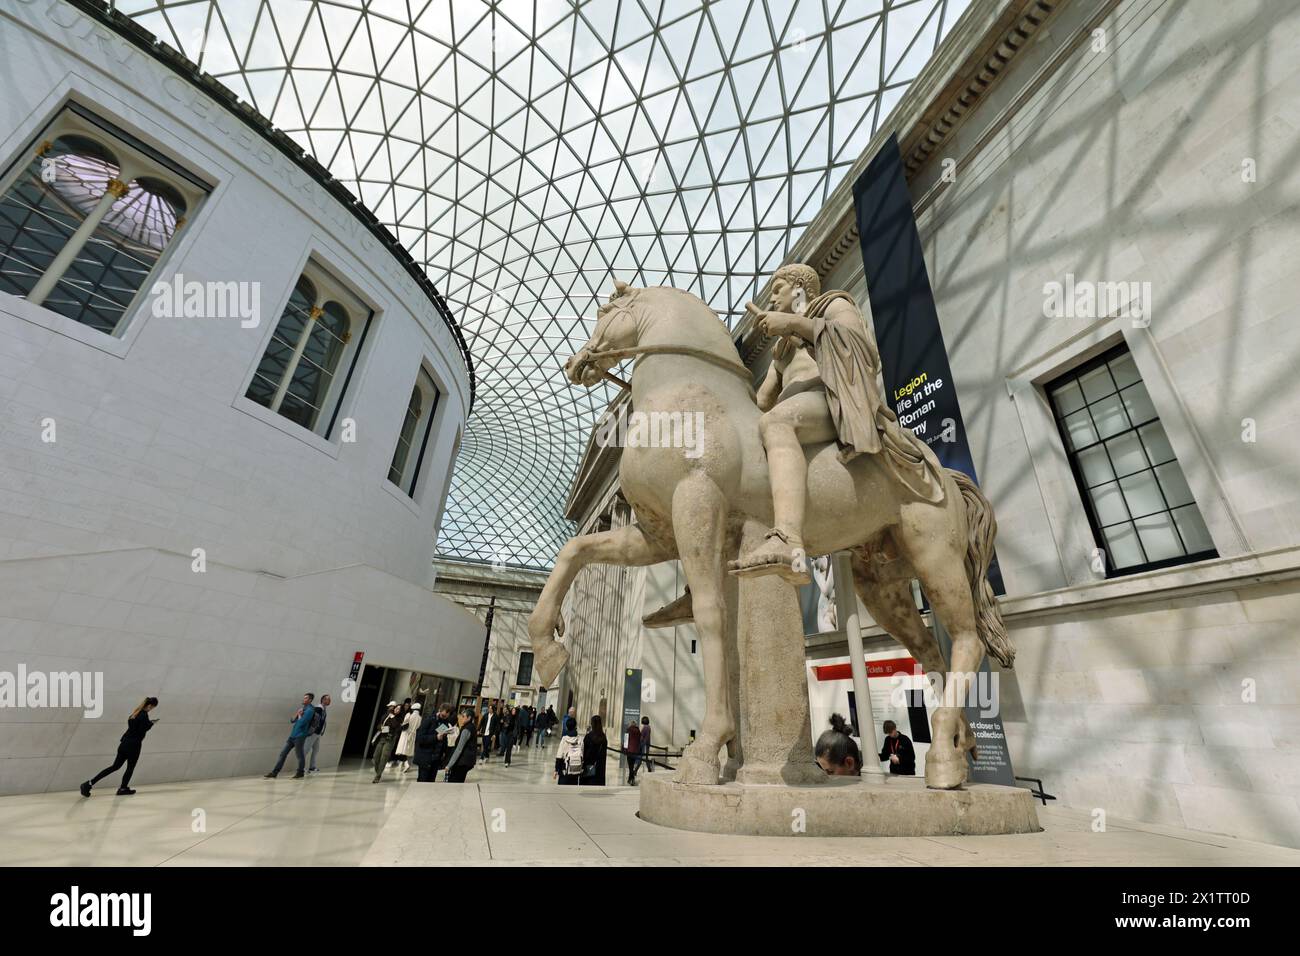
925,755,968,790
533,642,569,687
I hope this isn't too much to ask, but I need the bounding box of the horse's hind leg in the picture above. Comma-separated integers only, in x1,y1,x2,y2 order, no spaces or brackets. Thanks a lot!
671,472,735,785
850,550,945,676
851,555,979,767
895,503,984,790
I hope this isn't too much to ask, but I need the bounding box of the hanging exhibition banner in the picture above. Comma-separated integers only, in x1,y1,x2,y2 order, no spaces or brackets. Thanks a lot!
852,133,1015,786
620,668,643,762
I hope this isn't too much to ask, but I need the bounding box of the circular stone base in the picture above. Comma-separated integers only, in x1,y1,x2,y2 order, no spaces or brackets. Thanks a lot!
639,772,1042,837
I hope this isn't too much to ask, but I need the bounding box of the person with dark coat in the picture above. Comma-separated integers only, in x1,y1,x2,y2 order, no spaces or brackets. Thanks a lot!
501,706,518,766
580,714,608,786
879,719,916,775
413,704,453,782
445,709,478,783
81,697,159,797
479,706,497,762
370,702,403,782
625,721,642,784
534,706,553,748
519,706,534,747
639,716,654,773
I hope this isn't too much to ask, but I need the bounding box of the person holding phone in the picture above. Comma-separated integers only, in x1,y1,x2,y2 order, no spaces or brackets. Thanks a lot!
265,693,317,779
80,697,159,797
444,709,478,783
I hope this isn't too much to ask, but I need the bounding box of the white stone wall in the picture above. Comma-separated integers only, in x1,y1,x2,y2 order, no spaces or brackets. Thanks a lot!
0,548,486,794
819,0,1300,844
0,2,471,587
0,3,482,792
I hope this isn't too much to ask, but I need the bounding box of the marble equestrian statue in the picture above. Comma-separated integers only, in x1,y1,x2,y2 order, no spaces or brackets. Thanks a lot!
529,266,1014,790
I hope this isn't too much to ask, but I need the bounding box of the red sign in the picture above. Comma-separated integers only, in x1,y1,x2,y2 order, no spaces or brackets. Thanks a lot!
812,656,921,682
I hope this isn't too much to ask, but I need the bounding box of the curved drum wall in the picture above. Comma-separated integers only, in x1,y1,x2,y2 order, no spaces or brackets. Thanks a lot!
0,2,483,794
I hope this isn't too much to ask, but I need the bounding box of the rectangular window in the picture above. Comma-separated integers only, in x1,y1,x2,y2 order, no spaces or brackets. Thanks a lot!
516,652,534,687
1046,345,1217,576
245,261,373,438
0,103,208,335
387,366,441,497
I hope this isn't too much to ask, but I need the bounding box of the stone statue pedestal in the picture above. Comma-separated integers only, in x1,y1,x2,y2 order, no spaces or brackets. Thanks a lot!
638,773,1041,837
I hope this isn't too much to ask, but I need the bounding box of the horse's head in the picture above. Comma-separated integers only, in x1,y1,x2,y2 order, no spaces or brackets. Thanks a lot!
565,279,649,387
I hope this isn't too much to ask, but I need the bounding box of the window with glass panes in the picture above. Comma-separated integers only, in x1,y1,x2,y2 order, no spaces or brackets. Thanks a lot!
0,104,207,335
516,652,533,687
245,263,372,437
1047,345,1217,575
387,367,440,497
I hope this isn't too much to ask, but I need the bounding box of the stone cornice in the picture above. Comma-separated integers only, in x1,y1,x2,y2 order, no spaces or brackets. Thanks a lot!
432,558,548,594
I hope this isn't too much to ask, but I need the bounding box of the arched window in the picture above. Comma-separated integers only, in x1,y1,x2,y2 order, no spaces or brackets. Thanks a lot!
388,366,440,497
245,264,372,437
0,107,205,335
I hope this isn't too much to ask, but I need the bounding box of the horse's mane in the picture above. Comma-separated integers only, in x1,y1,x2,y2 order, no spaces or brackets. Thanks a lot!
625,283,719,321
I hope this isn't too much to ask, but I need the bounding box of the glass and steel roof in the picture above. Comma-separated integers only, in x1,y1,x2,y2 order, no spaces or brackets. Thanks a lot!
124,0,969,568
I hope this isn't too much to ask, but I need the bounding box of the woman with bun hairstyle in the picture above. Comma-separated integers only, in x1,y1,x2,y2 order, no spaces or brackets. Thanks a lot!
814,713,863,776
80,697,159,797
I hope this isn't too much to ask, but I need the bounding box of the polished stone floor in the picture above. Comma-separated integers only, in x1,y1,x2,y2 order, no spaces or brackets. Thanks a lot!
2,742,1297,866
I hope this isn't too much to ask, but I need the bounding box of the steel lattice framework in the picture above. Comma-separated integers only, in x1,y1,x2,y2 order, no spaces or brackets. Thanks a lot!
123,0,969,567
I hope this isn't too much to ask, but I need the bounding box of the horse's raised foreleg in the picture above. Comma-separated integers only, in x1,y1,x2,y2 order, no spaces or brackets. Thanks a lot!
529,526,675,687
671,472,735,785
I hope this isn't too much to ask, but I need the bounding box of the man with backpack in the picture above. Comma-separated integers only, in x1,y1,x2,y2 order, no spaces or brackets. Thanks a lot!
304,693,330,775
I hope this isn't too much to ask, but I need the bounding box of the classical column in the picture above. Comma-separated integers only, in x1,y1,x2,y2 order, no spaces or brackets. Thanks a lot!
27,175,131,307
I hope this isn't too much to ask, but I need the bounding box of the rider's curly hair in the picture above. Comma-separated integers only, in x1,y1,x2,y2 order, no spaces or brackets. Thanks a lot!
773,263,821,301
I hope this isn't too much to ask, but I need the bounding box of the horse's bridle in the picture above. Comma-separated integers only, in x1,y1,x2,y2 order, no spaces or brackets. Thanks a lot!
576,292,753,390
580,344,754,390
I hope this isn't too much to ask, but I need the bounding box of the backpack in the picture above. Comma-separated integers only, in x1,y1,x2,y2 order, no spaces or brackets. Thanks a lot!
563,738,585,775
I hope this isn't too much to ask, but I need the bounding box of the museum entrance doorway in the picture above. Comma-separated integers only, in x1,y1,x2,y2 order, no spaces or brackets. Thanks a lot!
340,663,387,760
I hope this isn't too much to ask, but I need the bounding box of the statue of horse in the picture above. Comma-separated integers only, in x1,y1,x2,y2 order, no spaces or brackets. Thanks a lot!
529,281,1013,789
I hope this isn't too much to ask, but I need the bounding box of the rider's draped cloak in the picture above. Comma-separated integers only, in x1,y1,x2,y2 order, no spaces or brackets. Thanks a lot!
805,290,946,504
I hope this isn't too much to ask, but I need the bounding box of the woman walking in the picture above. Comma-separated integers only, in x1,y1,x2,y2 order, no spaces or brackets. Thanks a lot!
80,697,159,797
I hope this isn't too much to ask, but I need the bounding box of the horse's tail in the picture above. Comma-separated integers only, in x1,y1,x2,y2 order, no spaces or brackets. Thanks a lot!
948,469,1015,669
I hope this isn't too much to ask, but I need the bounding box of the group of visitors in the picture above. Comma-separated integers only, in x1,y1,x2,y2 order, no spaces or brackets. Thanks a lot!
553,709,608,785
75,690,916,798
478,703,556,766
624,715,654,784
372,699,481,783
264,692,332,779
